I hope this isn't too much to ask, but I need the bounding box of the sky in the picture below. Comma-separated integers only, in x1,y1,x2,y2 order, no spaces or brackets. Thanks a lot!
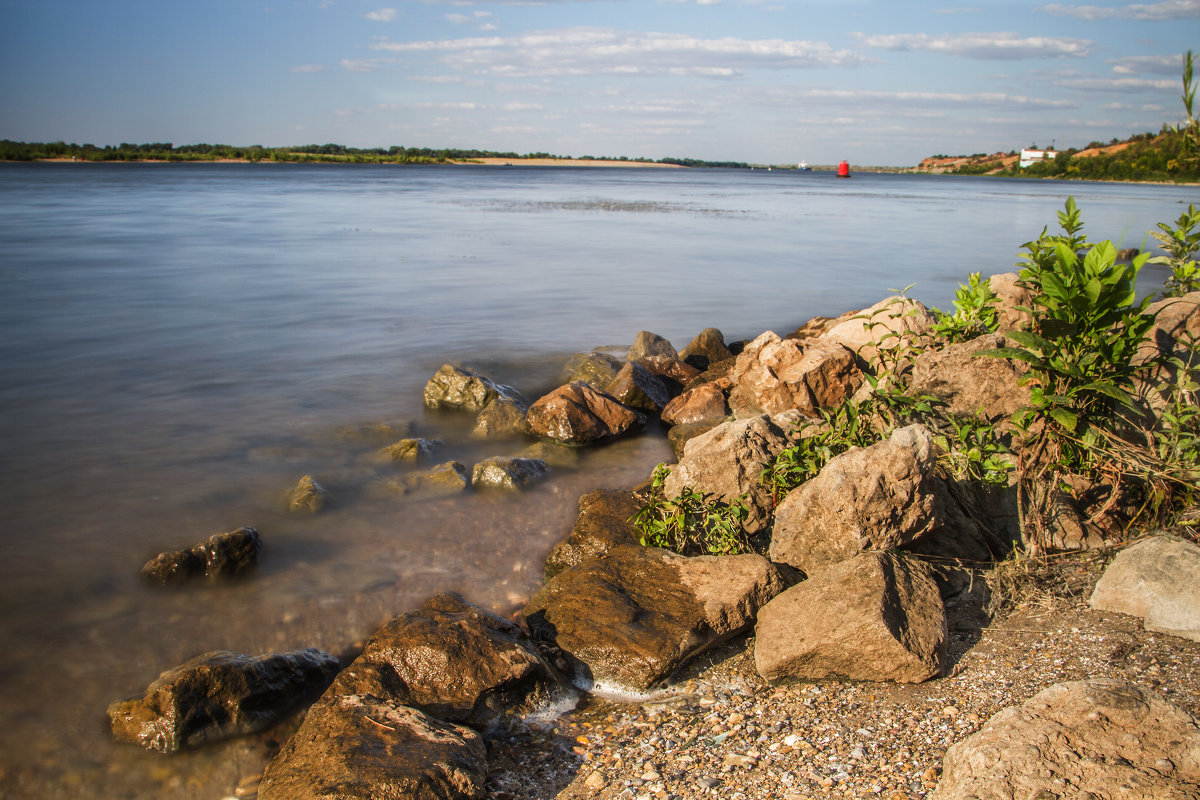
1,0,1197,165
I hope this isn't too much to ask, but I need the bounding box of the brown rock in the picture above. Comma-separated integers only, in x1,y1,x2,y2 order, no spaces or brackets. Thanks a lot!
376,461,470,498
525,381,646,445
286,475,330,514
140,527,262,584
909,333,1030,421
660,383,729,426
472,395,529,438
987,271,1036,333
627,331,678,362
666,419,727,460
423,364,521,412
525,545,784,691
679,327,733,370
820,295,937,366
754,552,948,684
108,648,340,752
605,362,672,412
633,355,701,392
258,694,486,800
544,489,643,579
560,351,624,389
1089,535,1200,642
470,456,548,490
378,437,442,463
930,678,1200,800
785,310,857,342
728,331,862,418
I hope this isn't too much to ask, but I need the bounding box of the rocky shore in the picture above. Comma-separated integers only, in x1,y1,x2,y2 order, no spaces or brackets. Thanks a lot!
106,271,1200,800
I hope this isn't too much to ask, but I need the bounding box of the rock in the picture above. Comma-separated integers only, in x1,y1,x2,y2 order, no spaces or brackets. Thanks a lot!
605,362,672,412
1143,291,1200,361
470,457,548,490
667,419,726,460
679,328,733,371
1117,246,1140,260
472,395,530,438
930,678,1200,800
376,461,470,498
820,295,937,366
334,420,415,445
287,475,330,514
525,381,646,445
627,331,678,362
684,356,737,392
560,351,624,389
987,271,1035,333
1089,535,1200,642
1038,473,1135,552
633,355,701,391
770,425,948,574
522,440,581,469
728,332,862,418
258,693,487,800
544,489,643,579
107,648,340,753
754,552,947,684
378,437,442,463
660,383,729,426
140,527,262,584
329,592,565,728
525,545,785,691
785,310,857,342
663,415,792,538
909,333,1030,421
423,364,521,413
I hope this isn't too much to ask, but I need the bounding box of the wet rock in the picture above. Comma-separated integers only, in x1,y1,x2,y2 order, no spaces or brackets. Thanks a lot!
378,437,443,463
632,355,701,393
258,693,486,800
140,527,262,584
472,395,530,439
560,351,624,389
423,364,522,413
754,551,948,684
522,440,581,469
329,592,566,729
376,461,470,498
664,415,792,538
1090,535,1200,642
769,425,948,573
605,362,672,412
525,381,646,445
107,648,340,753
544,489,643,579
930,678,1200,800
525,545,784,691
627,331,678,362
660,383,729,426
820,295,937,366
728,331,862,418
666,419,726,460
334,420,416,445
909,333,1030,422
471,456,548,490
287,475,330,514
679,327,733,371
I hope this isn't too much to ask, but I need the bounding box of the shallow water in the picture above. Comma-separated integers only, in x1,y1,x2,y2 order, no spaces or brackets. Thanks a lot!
0,163,1193,798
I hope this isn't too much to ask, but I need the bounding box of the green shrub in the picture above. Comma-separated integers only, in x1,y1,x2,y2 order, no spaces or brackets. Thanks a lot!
631,464,752,556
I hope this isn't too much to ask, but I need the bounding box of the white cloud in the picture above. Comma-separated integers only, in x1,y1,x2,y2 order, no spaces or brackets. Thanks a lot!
1109,53,1185,75
853,31,1092,59
1041,1,1199,20
1054,76,1176,90
371,27,865,77
290,64,325,73
340,58,386,71
365,8,398,22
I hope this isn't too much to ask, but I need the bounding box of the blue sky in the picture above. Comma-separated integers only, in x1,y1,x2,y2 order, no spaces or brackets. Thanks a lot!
2,0,1196,164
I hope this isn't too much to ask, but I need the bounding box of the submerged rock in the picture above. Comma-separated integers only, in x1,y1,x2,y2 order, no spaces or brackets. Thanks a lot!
140,527,262,584
560,351,624,389
423,364,522,413
470,456,548,490
378,437,443,463
286,475,330,514
374,461,471,498
472,395,529,439
107,648,339,753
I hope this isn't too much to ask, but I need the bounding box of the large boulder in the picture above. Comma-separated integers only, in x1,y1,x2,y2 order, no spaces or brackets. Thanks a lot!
909,333,1030,421
525,545,785,691
754,552,947,684
258,693,487,800
678,327,733,371
543,489,643,579
728,331,862,418
663,415,793,538
330,592,565,729
1089,535,1200,642
627,330,678,362
930,678,1200,800
820,296,937,366
769,425,949,573
140,527,262,584
107,648,340,753
633,355,701,392
525,381,646,445
423,364,521,413
605,362,672,412
660,383,729,426
470,457,548,490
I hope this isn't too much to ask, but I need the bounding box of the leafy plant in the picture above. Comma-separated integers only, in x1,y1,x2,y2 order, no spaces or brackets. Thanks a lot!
631,464,752,556
1149,203,1200,297
760,401,880,504
933,272,999,343
932,415,1014,486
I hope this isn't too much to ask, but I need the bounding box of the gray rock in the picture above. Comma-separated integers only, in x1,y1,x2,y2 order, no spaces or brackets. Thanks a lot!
525,545,784,691
140,527,262,584
525,381,646,445
470,456,548,490
754,551,947,684
423,364,521,412
286,475,330,514
258,693,487,800
627,331,679,362
1089,535,1200,642
107,648,340,752
930,678,1200,800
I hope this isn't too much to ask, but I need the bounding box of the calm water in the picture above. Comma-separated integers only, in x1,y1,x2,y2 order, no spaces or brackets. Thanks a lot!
0,163,1194,798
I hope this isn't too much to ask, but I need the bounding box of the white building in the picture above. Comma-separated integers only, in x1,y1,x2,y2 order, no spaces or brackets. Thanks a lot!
1019,148,1056,168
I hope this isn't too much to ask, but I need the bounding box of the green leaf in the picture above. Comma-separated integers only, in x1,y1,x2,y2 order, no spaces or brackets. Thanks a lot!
1048,407,1079,432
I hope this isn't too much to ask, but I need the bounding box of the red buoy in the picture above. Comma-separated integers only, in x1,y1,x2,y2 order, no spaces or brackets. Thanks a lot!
836,160,850,178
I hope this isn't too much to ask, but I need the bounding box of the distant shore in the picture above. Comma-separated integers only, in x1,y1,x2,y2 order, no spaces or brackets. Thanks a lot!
451,157,686,168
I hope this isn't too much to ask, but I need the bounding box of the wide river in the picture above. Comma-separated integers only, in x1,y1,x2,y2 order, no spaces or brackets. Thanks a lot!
0,162,1194,798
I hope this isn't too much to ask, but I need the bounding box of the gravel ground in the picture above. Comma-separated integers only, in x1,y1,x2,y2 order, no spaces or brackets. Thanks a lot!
483,549,1200,800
